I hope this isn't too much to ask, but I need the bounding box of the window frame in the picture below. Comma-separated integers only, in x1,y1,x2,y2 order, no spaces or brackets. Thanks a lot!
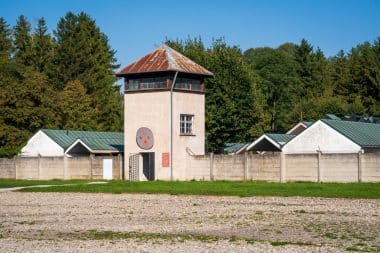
175,78,202,92
127,76,167,91
180,114,194,136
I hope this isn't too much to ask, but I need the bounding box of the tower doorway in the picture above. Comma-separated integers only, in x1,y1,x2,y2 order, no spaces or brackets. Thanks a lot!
142,152,155,180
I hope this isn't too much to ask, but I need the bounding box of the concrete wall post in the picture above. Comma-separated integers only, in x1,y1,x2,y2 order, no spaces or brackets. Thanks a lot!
358,151,362,183
210,152,214,181
38,155,41,179
280,152,286,182
90,154,94,180
63,156,68,180
118,154,123,180
317,151,322,182
244,152,248,181
15,157,18,179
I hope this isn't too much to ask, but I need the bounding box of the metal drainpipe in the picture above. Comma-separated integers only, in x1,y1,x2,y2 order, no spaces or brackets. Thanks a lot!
170,72,179,181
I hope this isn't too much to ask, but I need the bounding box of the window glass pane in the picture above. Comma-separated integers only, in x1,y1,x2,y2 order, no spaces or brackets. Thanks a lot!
129,80,139,90
175,78,202,91
192,83,201,91
127,77,167,90
180,114,193,134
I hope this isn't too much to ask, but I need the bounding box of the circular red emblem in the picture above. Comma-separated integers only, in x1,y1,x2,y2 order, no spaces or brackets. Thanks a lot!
136,127,154,150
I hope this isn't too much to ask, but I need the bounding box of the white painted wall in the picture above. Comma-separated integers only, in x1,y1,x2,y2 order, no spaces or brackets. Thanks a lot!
124,90,205,180
172,91,205,179
20,130,64,157
124,91,171,180
283,120,361,154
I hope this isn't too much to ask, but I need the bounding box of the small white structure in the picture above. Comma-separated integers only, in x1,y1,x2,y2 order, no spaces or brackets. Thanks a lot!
20,129,123,157
21,130,65,157
247,133,295,152
282,119,380,154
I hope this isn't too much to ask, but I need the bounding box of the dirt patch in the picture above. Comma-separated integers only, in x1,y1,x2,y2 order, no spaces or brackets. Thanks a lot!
0,192,379,252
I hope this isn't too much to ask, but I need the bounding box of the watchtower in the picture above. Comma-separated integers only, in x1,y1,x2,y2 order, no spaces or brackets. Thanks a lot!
116,45,213,180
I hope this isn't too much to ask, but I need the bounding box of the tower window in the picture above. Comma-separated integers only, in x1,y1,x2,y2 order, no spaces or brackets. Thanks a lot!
180,114,193,135
128,77,167,90
176,78,202,91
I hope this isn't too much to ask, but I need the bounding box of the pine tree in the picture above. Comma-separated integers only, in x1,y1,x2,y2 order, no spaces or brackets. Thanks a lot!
294,39,314,97
52,12,122,131
0,17,12,62
31,17,53,73
330,50,352,97
349,40,380,115
13,15,33,66
57,80,97,130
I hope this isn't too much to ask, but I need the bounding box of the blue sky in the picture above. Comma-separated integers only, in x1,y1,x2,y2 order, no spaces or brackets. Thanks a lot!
1,0,379,69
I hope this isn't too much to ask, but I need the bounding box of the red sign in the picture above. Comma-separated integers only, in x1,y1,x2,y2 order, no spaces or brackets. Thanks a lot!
162,152,170,167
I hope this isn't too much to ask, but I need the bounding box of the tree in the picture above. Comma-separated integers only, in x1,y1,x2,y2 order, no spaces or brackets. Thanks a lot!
290,39,336,122
330,50,352,98
244,46,299,132
348,40,380,115
0,61,57,155
52,12,122,131
31,17,53,73
0,17,12,62
57,80,97,130
13,15,33,66
167,38,265,152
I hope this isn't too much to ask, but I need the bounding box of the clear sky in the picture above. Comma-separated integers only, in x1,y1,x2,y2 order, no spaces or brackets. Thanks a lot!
1,0,379,69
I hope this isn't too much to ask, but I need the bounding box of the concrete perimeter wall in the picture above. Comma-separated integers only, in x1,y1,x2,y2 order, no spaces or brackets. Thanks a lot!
362,152,380,182
185,151,380,182
0,155,123,180
286,154,319,182
186,152,281,181
1,151,379,182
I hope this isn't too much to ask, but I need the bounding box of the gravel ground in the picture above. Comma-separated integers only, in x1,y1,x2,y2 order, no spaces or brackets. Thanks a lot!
0,192,379,252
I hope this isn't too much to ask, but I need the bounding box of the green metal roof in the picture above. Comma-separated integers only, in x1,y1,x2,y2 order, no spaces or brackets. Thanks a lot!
325,114,341,120
321,119,380,148
41,129,124,151
303,121,313,127
224,143,248,153
266,133,296,146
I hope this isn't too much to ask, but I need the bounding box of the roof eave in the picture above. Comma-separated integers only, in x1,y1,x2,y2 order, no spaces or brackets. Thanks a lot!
116,69,213,77
91,150,121,154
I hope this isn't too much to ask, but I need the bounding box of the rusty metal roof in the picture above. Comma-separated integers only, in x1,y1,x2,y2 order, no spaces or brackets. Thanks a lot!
116,44,213,77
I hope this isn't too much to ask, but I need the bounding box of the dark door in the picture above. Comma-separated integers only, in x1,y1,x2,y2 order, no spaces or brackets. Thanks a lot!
142,152,155,180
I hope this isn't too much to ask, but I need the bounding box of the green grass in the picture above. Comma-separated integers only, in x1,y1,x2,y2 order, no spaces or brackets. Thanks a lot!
270,241,291,246
14,180,380,199
85,230,220,242
0,179,90,188
346,243,380,252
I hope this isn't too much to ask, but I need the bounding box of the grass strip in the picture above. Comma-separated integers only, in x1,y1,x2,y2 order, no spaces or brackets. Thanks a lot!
86,230,220,243
86,230,317,248
16,180,380,199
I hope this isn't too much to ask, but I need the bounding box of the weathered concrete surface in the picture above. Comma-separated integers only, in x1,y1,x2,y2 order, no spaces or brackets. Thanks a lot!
1,151,379,182
0,192,379,252
0,156,123,180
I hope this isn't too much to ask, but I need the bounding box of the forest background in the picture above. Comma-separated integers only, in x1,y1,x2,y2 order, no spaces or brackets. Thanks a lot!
0,12,379,155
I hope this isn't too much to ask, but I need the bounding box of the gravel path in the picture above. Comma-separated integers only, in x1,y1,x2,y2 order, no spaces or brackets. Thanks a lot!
0,192,379,252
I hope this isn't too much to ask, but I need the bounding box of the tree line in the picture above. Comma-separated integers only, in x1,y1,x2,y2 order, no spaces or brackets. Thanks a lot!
0,13,123,156
0,12,379,156
166,37,380,152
